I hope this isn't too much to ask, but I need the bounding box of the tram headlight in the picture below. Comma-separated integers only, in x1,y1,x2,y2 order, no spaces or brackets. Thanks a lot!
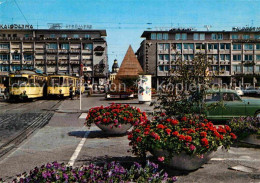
23,90,26,94
59,89,62,94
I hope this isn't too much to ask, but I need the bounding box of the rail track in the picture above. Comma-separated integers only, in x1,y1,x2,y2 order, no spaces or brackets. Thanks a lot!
0,100,62,158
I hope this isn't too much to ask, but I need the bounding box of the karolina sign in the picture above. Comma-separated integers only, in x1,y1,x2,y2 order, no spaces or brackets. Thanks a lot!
0,24,34,30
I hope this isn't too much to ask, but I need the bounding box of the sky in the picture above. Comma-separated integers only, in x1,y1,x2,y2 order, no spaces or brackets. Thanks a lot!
0,0,259,70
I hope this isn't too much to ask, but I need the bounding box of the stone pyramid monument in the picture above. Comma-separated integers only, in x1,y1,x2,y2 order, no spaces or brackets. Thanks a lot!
112,45,143,91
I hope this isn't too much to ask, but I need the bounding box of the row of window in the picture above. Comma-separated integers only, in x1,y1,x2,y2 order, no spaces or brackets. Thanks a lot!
158,54,260,62
0,54,33,61
158,65,260,73
151,33,260,40
158,43,260,51
0,34,92,39
0,43,93,50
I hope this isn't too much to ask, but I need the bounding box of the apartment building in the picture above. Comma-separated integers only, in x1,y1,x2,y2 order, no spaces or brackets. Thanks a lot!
136,28,260,88
0,26,108,84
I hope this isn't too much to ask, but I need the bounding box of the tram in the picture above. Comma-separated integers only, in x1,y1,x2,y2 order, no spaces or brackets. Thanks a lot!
9,70,47,100
47,75,84,98
0,73,8,99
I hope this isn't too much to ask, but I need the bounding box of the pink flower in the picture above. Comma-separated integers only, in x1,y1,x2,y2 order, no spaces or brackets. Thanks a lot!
189,144,196,151
158,156,165,162
118,124,122,128
200,154,204,159
114,119,118,124
96,121,101,125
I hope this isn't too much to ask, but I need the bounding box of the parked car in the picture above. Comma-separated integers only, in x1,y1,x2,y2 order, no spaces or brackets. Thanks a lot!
242,87,258,96
234,87,244,96
200,89,260,120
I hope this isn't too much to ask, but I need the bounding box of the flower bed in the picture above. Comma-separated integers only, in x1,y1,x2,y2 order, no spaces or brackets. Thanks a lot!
128,114,236,165
2,161,177,183
85,103,147,129
228,117,260,140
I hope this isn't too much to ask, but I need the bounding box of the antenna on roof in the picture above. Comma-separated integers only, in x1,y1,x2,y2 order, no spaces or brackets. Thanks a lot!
204,25,212,31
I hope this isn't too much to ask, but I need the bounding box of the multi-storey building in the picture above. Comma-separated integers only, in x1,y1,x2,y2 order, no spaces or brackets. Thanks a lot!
136,28,260,88
0,27,108,84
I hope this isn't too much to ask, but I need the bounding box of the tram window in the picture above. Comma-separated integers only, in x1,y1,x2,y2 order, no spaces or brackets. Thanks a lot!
49,77,60,86
10,77,28,86
64,78,68,87
69,78,74,86
28,76,34,86
60,77,63,86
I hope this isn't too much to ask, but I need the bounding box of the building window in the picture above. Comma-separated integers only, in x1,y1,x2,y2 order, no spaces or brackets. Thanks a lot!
220,43,230,50
24,55,33,61
157,33,162,40
158,43,169,51
47,43,58,49
84,44,93,50
85,34,90,39
244,44,253,50
0,54,9,61
0,44,9,49
60,43,69,49
73,34,79,38
231,34,238,39
220,65,230,72
233,44,241,50
257,44,260,50
183,54,194,60
213,55,218,61
24,34,29,38
196,43,205,50
163,33,168,40
255,65,260,72
211,33,223,40
245,55,253,61
175,33,181,40
220,54,230,61
244,66,253,72
165,65,169,71
183,43,194,50
233,65,241,72
158,65,164,71
256,55,260,61
61,34,67,38
12,54,21,60
200,33,205,40
158,54,169,62
243,34,250,39
176,43,182,50
193,33,199,40
50,34,56,38
255,35,260,39
151,33,156,40
11,65,21,71
233,55,241,61
182,33,187,40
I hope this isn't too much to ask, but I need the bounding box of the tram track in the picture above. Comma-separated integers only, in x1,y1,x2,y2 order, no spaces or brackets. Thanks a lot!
0,100,62,159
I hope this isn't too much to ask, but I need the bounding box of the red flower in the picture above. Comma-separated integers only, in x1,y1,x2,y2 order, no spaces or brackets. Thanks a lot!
160,112,166,116
172,131,179,136
187,129,195,134
185,135,192,142
136,137,142,142
103,118,107,123
200,123,205,127
166,118,171,123
171,119,179,125
220,135,224,140
150,132,160,140
135,129,141,133
113,113,117,117
144,131,149,136
128,134,133,140
158,156,165,162
123,117,127,121
225,125,231,132
204,119,208,123
165,128,172,135
201,138,209,146
178,134,185,141
181,117,187,121
214,131,221,138
200,131,207,138
230,133,237,139
217,127,226,134
157,124,165,129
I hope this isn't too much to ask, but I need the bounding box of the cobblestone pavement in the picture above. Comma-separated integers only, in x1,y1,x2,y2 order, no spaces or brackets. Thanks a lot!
0,95,259,183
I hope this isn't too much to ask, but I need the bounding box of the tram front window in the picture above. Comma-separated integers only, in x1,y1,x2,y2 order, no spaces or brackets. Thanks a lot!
49,77,63,87
10,77,28,86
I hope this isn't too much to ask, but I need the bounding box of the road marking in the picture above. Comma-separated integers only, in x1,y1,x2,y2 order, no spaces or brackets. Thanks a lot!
68,130,90,167
211,158,260,162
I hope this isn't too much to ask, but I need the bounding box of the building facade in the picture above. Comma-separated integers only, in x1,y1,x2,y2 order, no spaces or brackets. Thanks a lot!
136,28,260,88
0,28,108,84
109,59,119,82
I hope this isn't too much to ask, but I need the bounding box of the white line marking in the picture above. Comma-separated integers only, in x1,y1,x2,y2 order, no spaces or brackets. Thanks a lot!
211,158,260,162
68,131,90,167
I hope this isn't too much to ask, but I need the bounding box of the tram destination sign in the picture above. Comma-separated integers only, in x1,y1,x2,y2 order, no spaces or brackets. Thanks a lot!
0,24,34,30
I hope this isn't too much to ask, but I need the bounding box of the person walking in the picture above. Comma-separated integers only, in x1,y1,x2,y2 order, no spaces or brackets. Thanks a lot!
69,85,74,100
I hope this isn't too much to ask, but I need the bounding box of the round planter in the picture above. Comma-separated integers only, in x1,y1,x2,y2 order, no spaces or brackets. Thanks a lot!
95,123,132,135
240,134,260,146
151,149,216,171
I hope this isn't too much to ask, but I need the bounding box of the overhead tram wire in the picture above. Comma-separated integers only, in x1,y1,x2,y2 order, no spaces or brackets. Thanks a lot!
13,0,30,25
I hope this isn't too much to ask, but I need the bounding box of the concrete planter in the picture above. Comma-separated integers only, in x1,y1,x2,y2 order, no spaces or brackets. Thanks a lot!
151,149,216,171
95,123,132,135
240,134,260,146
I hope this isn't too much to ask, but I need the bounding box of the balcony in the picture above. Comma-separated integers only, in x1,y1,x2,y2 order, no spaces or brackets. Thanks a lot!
82,49,92,54
46,49,58,54
59,49,69,54
70,49,81,53
23,48,34,52
47,61,56,65
158,50,169,54
11,60,21,64
70,60,80,65
219,71,230,76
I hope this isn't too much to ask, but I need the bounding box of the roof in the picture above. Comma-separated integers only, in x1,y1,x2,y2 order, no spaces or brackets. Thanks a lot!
0,29,107,36
116,45,143,77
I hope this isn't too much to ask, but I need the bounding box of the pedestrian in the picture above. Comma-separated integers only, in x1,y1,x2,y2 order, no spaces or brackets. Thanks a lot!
75,87,80,100
69,85,74,100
